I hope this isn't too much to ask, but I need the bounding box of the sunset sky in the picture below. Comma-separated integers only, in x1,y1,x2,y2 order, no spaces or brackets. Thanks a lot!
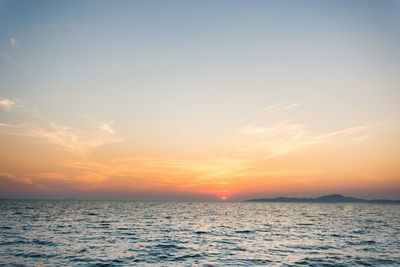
0,0,399,200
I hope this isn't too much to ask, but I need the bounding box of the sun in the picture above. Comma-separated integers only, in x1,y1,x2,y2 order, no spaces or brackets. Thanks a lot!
220,196,228,201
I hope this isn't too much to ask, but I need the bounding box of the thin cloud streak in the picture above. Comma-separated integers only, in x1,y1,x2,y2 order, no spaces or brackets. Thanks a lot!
238,122,376,158
261,102,302,113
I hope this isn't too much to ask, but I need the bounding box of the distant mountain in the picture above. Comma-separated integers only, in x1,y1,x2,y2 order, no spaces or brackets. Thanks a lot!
246,194,400,204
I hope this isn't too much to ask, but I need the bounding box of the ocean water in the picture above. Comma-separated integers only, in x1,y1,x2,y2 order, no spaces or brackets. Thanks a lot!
0,200,399,266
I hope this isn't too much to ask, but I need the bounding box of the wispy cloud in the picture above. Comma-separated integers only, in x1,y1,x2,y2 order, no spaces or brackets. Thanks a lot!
237,122,376,157
0,97,122,154
29,122,122,154
312,125,374,144
235,102,377,157
80,115,116,134
0,97,15,111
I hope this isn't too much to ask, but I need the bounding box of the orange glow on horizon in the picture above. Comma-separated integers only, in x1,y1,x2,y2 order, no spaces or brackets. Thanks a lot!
0,100,399,200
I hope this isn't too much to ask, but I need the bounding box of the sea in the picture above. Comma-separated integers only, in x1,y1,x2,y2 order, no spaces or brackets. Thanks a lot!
0,200,399,266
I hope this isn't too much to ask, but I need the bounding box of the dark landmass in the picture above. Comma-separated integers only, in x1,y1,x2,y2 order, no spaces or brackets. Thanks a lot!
246,194,400,204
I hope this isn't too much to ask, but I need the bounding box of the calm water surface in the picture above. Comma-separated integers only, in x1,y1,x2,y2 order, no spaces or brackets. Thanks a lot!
0,200,399,266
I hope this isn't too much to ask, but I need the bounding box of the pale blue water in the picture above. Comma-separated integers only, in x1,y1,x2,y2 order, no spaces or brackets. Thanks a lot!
0,200,399,266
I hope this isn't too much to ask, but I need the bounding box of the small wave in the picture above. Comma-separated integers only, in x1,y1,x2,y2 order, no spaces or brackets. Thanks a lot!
173,253,203,261
121,232,136,236
194,231,208,234
231,247,247,251
153,243,186,250
289,244,334,251
32,239,57,246
78,248,88,253
16,252,55,259
235,230,253,234
230,258,273,265
297,223,314,226
1,240,31,246
347,240,376,246
331,233,342,237
85,212,99,216
362,240,376,244
369,258,397,265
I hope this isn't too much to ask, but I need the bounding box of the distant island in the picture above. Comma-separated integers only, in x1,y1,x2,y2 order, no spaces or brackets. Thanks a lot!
246,194,400,204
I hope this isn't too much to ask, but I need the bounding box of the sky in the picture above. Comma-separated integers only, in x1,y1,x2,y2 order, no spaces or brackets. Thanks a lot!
0,0,399,200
